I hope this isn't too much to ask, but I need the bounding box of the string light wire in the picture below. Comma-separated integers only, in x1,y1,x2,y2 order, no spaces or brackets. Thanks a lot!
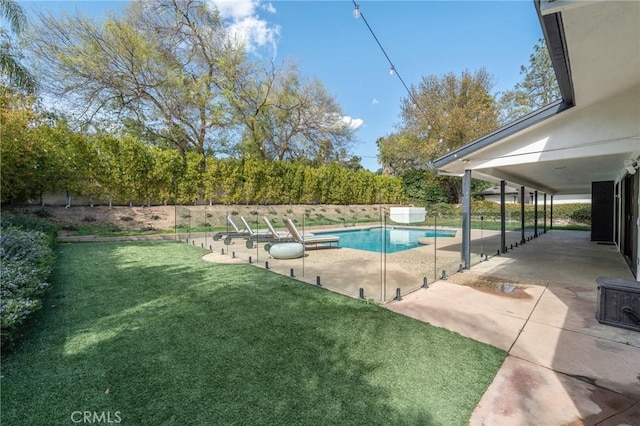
351,1,429,123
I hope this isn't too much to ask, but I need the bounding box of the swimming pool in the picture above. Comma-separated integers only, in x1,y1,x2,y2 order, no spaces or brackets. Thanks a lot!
314,227,456,254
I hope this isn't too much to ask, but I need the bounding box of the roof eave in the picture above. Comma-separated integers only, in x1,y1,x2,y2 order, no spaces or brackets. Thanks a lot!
535,0,575,105
432,100,571,169
432,0,576,171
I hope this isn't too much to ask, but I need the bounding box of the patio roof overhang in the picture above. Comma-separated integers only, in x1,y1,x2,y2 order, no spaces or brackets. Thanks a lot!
432,0,640,194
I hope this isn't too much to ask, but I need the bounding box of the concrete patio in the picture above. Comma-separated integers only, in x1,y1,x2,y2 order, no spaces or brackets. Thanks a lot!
387,230,639,425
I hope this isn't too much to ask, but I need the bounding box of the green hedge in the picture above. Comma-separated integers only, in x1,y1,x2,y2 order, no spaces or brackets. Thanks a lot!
414,201,590,224
0,214,57,350
551,203,591,223
1,128,407,205
202,159,405,205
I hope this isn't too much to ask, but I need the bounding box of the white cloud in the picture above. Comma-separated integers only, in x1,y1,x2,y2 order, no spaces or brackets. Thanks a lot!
228,17,279,50
208,0,279,54
209,0,257,19
372,98,379,105
341,116,364,130
262,2,276,14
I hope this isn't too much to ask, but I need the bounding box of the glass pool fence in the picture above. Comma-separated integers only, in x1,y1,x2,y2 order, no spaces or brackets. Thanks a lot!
174,202,548,303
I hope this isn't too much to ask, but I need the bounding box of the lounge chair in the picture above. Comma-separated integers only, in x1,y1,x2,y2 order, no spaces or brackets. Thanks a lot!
283,218,339,249
212,216,249,245
262,216,292,240
262,217,317,251
240,216,286,248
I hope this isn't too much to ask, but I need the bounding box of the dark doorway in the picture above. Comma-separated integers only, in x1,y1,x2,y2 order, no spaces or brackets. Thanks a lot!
614,181,619,246
621,173,638,277
591,181,614,243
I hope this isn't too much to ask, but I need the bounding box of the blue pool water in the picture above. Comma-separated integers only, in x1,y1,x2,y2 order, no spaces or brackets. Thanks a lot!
314,227,456,254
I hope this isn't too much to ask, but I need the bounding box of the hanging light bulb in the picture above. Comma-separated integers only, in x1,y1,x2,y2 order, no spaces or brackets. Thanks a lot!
389,65,395,75
353,4,360,18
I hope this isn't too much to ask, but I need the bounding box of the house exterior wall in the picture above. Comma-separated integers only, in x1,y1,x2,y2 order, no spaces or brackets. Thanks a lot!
482,194,520,204
553,194,591,204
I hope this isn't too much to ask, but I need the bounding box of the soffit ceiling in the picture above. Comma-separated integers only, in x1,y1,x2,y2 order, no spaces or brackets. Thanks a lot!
557,0,640,107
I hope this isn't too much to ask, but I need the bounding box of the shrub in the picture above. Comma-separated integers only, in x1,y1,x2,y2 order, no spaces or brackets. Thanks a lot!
570,205,591,223
418,201,591,225
32,208,52,218
0,214,57,350
0,229,55,272
1,212,57,241
556,204,591,224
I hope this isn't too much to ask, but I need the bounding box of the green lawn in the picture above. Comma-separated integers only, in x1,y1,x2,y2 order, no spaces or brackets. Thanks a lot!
1,242,506,425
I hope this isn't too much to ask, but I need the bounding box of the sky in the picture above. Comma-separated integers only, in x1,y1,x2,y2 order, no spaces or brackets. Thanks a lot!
20,0,544,171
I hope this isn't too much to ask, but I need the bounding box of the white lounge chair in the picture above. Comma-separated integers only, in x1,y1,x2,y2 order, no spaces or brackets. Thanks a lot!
212,215,249,245
240,216,284,248
283,218,339,249
262,216,293,240
261,217,318,251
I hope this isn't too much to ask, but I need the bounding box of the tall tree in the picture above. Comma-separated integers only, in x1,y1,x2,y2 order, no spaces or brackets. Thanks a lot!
379,68,500,202
499,38,561,123
1,87,43,203
227,60,355,161
0,87,97,204
28,0,357,166
28,0,237,165
0,0,36,92
377,133,425,174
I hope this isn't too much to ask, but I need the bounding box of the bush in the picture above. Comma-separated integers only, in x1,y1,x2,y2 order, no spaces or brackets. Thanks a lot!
0,228,55,273
417,201,591,226
1,212,58,243
567,205,591,223
0,214,57,350
32,208,52,218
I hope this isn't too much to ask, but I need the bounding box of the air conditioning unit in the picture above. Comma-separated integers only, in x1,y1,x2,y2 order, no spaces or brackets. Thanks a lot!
596,277,640,332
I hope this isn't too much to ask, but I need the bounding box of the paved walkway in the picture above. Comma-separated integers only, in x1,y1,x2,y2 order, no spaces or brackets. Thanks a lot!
388,231,640,425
